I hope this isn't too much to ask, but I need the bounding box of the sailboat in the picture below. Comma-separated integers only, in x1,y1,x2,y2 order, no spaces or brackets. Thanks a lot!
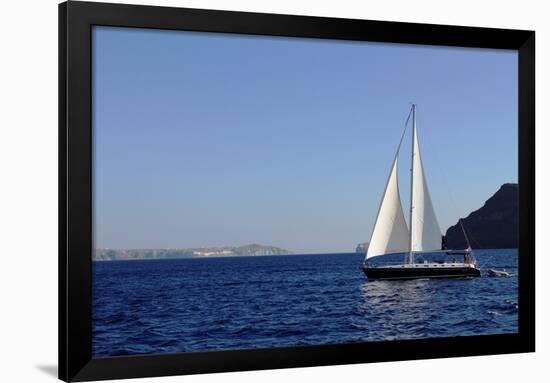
361,104,480,280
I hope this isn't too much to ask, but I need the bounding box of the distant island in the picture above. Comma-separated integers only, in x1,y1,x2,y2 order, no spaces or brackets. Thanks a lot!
94,244,293,261
356,183,518,253
356,242,369,253
445,183,518,249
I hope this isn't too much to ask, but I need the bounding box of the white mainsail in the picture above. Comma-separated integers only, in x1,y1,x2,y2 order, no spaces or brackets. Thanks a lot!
366,157,410,259
410,120,442,253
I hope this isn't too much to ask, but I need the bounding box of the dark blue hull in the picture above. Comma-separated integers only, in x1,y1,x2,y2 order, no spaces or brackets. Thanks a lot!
362,265,481,280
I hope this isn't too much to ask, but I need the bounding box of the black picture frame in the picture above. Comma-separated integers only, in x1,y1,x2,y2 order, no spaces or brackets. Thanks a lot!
59,1,535,381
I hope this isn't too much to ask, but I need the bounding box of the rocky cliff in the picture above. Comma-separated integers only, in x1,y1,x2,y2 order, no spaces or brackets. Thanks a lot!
445,183,518,249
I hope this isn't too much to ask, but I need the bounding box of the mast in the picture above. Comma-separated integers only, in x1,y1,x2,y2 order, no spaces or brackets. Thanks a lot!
408,104,442,258
408,104,416,264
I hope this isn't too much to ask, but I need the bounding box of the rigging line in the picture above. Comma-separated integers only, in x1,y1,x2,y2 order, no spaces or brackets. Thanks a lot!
459,219,472,249
420,117,471,249
394,105,414,157
477,252,496,270
476,248,501,270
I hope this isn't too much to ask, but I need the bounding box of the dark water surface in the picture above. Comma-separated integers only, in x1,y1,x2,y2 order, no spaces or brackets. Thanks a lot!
93,249,518,357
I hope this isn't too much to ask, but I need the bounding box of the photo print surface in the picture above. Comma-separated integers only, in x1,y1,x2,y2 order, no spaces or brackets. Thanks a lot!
92,26,518,357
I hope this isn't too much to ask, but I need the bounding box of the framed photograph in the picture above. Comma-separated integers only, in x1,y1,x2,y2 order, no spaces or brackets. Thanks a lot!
59,1,535,381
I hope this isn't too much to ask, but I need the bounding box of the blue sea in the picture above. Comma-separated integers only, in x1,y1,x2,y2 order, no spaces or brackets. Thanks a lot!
92,249,518,357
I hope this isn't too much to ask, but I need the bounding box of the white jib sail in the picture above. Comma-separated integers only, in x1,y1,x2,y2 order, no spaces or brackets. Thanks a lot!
410,124,442,252
366,158,410,259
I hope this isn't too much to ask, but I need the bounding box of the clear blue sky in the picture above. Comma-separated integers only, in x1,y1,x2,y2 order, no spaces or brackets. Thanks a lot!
92,26,517,253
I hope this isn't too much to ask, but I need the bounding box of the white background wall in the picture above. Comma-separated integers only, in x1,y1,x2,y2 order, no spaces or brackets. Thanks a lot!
0,0,547,381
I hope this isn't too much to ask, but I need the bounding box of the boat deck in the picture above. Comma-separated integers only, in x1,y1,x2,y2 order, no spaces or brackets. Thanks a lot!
378,262,477,269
